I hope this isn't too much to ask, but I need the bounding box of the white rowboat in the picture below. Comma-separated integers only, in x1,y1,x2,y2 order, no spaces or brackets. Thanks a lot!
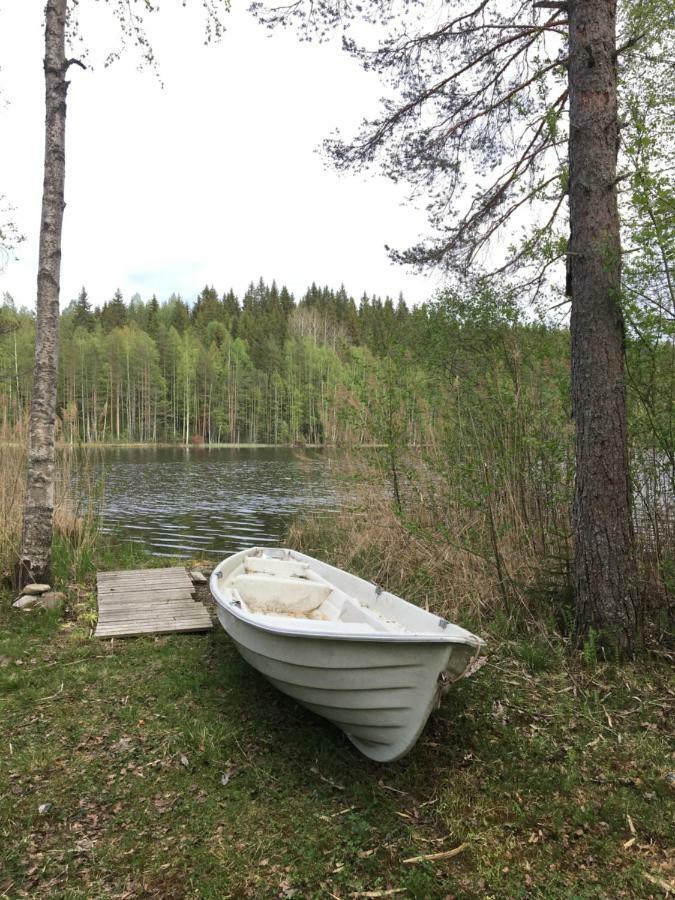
210,547,484,762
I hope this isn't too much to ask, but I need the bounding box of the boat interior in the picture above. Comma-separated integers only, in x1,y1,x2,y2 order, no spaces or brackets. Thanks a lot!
222,549,407,635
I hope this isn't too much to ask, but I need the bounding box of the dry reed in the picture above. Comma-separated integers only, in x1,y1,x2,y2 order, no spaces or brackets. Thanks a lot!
0,445,103,582
288,452,567,632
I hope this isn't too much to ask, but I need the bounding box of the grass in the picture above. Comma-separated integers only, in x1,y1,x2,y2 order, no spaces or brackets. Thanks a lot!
0,536,673,899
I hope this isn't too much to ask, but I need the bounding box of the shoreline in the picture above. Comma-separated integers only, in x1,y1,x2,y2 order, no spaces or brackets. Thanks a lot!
1,441,390,450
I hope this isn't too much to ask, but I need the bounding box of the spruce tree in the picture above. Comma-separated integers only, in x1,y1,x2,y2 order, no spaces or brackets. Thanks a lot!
101,289,128,332
72,286,93,331
147,294,160,338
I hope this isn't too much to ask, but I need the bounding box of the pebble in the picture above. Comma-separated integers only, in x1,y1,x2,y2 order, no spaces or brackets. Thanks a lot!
13,595,40,610
23,583,51,596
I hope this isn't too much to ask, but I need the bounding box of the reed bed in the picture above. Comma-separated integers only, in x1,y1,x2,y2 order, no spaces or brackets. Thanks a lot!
290,445,673,642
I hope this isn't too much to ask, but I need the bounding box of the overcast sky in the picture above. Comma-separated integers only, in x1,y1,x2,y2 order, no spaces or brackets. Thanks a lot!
0,2,441,310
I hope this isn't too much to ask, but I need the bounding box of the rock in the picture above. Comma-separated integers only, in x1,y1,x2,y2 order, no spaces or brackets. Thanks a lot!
23,583,51,596
13,595,40,610
190,570,208,584
666,773,675,791
38,591,65,610
38,803,52,816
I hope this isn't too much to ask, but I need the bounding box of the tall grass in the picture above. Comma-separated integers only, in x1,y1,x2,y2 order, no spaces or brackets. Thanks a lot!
289,460,564,636
0,445,104,586
290,416,672,644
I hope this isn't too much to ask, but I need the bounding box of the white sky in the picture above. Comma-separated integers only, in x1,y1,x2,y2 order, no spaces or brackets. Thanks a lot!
0,2,441,311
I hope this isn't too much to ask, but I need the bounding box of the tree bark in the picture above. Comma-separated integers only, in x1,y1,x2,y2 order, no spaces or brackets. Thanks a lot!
16,0,70,587
568,0,641,656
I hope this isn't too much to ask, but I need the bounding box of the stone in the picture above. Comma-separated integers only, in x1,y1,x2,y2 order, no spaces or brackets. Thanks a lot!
190,570,208,584
23,583,51,595
38,591,66,610
13,595,40,610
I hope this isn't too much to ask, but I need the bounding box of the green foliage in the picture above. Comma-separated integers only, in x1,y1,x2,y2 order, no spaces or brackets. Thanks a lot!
515,640,559,674
1,273,671,610
582,629,600,668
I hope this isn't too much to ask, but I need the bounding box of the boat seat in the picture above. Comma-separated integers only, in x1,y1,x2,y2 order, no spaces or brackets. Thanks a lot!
232,573,332,616
244,557,310,579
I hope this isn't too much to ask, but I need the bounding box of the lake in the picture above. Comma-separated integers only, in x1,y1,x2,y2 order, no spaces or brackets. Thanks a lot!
85,447,340,559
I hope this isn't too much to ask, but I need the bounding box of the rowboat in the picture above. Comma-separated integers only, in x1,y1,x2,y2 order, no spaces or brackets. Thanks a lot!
210,547,484,762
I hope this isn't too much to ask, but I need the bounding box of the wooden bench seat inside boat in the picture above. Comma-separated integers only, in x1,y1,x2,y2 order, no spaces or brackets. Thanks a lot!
232,573,332,615
244,557,310,578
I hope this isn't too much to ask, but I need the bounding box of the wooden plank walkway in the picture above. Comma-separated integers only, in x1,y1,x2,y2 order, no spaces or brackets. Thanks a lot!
94,567,213,638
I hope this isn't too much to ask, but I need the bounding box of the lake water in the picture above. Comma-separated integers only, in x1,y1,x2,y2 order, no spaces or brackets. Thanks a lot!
86,447,340,559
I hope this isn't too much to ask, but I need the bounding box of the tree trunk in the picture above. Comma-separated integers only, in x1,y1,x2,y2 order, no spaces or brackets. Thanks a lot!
16,0,70,587
568,0,641,657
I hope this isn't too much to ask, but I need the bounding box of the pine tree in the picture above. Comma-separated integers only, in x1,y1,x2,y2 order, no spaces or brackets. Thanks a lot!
251,0,654,657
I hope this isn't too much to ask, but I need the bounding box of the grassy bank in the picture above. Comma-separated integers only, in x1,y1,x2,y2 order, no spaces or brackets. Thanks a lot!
1,528,673,899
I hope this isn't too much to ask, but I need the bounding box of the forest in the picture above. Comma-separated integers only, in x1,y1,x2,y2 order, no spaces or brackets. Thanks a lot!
0,279,494,446
1,274,672,619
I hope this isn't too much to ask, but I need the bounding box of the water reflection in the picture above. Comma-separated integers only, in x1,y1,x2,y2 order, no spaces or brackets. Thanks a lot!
84,447,339,558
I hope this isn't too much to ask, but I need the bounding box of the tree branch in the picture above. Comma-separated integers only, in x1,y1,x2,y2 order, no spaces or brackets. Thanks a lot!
614,32,647,58
533,1,568,10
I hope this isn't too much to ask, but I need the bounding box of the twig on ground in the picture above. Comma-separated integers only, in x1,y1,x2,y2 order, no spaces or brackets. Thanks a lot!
403,843,468,864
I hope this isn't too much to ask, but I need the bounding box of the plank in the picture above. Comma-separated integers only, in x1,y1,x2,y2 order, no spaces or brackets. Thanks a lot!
98,584,193,595
95,623,212,638
98,598,201,610
97,590,195,604
98,609,206,620
96,610,212,624
97,580,194,591
97,566,187,579
97,572,192,583
98,606,207,619
98,591,194,603
96,613,212,628
97,619,212,631
98,612,212,624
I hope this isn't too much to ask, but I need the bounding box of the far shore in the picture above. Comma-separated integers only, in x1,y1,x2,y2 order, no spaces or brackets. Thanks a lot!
0,441,389,450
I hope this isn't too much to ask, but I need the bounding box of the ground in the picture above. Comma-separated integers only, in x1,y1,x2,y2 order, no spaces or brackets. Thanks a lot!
0,563,673,899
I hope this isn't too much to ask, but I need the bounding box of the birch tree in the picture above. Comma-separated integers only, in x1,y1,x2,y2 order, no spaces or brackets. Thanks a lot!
16,0,228,586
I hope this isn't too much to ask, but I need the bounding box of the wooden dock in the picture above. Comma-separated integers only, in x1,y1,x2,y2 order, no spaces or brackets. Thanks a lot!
94,567,213,638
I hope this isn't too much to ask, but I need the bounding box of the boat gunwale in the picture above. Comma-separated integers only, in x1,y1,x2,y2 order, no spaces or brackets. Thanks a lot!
214,593,480,645
210,551,484,649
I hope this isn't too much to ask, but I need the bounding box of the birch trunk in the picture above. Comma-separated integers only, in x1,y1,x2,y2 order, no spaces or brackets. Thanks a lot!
16,0,72,586
568,0,641,656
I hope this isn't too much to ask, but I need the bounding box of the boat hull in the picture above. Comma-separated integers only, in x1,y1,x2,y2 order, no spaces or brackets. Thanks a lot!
211,549,480,762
